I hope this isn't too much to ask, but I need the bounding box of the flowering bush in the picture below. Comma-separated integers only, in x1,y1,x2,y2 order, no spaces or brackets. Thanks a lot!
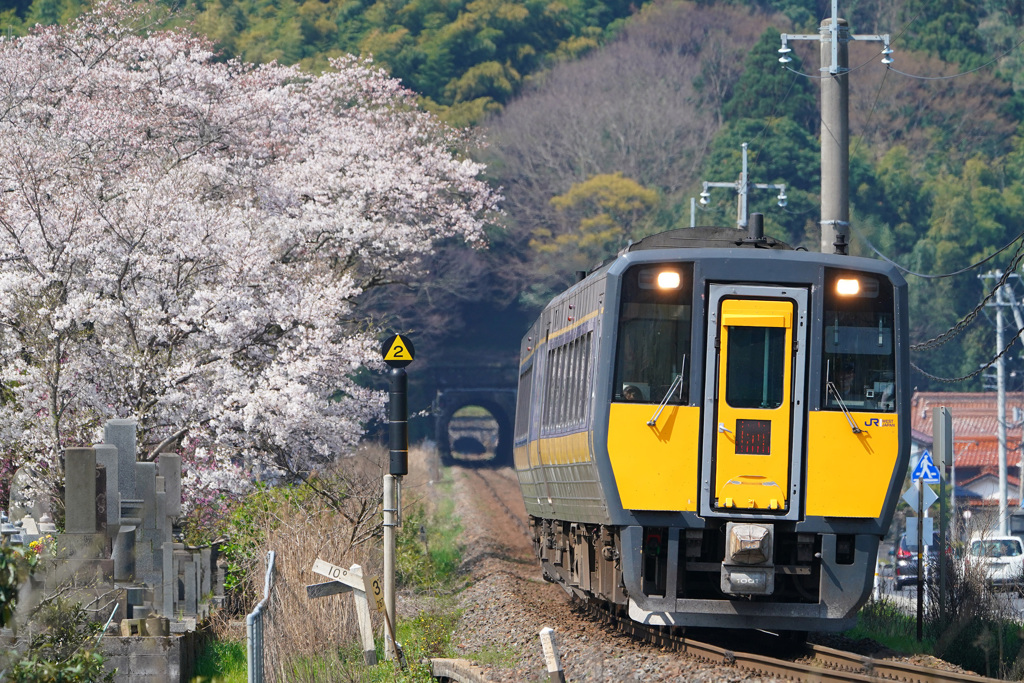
26,534,55,557
0,543,37,627
0,1,499,508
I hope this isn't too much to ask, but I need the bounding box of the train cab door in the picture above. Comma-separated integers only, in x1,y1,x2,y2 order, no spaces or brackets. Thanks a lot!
701,285,807,519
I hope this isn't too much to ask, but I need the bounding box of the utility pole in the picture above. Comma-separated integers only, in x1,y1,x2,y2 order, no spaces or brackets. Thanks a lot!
699,142,787,230
1001,284,1024,510
982,271,1011,533
778,0,892,254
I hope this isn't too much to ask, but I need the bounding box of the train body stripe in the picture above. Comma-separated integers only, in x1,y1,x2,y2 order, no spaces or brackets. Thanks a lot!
805,410,900,518
533,429,591,465
607,403,701,511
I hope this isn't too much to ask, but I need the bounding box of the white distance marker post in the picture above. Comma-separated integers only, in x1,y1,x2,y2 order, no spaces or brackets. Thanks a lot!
539,627,565,683
307,560,377,665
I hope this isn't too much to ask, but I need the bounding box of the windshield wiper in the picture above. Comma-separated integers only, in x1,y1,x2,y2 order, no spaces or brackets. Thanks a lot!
648,356,686,427
826,380,862,434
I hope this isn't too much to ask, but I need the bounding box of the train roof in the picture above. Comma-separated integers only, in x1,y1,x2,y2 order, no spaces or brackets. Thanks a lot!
626,226,793,252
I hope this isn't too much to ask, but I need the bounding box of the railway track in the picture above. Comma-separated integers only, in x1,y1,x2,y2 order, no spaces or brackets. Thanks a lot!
582,599,1004,683
433,464,1004,683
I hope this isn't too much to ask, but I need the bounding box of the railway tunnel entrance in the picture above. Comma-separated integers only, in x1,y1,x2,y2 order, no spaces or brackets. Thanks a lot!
433,365,517,468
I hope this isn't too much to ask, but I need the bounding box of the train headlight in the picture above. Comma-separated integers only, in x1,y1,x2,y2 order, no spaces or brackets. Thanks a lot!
657,270,682,290
836,278,860,296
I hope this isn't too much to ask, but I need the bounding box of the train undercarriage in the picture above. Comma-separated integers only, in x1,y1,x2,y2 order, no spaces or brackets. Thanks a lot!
529,516,877,631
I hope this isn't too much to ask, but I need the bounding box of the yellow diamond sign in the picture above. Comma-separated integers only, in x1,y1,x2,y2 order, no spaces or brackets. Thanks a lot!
381,334,414,368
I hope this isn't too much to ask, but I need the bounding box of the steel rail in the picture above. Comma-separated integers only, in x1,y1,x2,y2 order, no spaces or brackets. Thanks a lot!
582,597,1004,683
809,643,1005,683
444,466,1004,683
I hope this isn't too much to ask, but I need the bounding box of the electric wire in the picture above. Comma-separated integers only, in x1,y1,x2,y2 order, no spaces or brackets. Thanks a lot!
911,324,1024,383
886,34,1024,81
862,229,1024,279
907,239,1024,382
910,241,1024,352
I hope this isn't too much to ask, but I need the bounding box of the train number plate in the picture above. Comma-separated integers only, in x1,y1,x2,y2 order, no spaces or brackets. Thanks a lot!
735,419,771,455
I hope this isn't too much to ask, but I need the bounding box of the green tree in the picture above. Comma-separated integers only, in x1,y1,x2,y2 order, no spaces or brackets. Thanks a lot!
530,172,658,288
7,599,115,683
699,118,819,248
898,0,989,69
24,0,81,26
722,27,818,134
853,145,929,255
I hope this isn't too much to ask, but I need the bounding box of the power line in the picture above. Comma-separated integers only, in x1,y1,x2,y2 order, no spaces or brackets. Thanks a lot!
887,34,1024,81
912,322,1024,383
911,247,1024,352
862,229,1024,280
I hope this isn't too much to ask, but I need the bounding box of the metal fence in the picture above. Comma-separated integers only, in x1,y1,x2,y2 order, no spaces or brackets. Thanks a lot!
246,550,276,683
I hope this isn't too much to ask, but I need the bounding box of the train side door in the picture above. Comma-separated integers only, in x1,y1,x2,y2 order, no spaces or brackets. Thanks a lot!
701,285,807,519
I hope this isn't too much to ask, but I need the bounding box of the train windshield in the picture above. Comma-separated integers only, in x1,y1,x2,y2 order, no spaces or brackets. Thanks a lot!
726,326,786,409
614,263,693,404
822,269,896,412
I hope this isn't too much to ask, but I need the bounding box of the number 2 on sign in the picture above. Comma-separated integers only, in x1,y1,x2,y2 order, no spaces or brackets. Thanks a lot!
392,345,405,358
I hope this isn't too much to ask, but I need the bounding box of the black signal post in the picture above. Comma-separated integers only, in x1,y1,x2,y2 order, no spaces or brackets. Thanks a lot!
388,367,408,476
382,333,414,475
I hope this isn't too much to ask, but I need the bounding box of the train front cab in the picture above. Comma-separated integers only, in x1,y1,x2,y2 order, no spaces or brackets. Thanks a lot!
604,251,909,631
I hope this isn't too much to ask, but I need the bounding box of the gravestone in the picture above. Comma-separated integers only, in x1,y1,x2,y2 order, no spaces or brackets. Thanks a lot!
94,443,121,538
104,419,137,499
134,462,158,582
8,466,36,521
65,448,97,534
157,454,181,518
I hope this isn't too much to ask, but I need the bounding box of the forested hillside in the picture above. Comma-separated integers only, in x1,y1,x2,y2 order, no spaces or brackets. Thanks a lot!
2,0,1023,388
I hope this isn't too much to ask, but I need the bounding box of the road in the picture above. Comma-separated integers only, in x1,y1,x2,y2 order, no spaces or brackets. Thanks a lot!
874,559,1024,615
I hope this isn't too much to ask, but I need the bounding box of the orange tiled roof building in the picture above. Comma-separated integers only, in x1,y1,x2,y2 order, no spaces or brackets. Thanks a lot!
911,392,1022,509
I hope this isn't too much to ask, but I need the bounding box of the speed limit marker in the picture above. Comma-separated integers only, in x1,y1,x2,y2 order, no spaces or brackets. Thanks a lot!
381,334,414,368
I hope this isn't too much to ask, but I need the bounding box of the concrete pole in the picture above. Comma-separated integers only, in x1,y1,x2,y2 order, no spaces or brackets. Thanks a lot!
737,142,749,229
820,17,850,254
997,282,1009,533
383,472,397,659
1000,283,1024,508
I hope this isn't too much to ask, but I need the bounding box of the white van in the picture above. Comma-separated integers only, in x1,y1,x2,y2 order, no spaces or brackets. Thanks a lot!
968,535,1024,588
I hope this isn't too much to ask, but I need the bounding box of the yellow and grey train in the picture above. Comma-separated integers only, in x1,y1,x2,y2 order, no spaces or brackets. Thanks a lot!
513,221,909,632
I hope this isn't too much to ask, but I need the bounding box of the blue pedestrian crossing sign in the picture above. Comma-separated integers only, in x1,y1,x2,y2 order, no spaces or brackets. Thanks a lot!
912,450,941,483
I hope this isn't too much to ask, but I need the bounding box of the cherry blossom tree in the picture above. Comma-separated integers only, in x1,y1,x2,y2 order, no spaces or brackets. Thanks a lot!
0,1,499,506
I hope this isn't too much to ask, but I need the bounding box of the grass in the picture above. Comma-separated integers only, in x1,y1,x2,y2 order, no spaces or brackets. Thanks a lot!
397,471,465,591
191,639,247,683
465,644,516,667
195,462,467,682
846,598,933,654
851,595,1024,679
452,405,493,418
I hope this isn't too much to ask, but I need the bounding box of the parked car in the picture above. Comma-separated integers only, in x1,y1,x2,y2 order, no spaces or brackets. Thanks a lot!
893,532,940,590
967,535,1024,589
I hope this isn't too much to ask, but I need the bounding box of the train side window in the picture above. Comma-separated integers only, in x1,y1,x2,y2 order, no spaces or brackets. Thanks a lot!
540,331,594,432
515,366,533,440
821,270,896,413
614,263,693,405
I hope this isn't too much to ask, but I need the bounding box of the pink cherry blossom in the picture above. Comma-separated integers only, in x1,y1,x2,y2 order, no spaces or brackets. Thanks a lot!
0,1,499,509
